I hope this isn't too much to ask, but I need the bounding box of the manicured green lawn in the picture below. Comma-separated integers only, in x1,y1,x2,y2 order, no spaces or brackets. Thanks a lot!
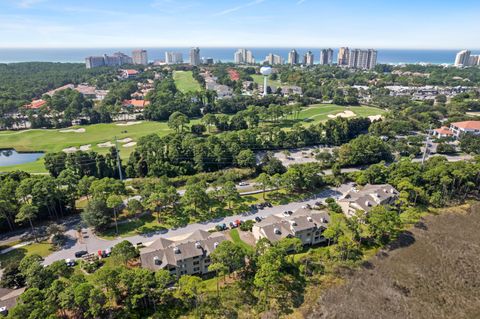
173,71,201,93
229,229,254,253
251,74,283,88
0,241,53,268
0,120,199,173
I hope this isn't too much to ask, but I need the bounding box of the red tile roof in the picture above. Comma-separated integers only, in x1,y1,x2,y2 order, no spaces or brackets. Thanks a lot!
122,99,150,108
25,99,47,109
124,69,139,75
434,127,454,135
228,69,240,81
451,121,480,130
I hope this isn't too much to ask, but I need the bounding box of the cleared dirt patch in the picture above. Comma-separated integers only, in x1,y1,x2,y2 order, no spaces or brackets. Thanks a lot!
307,203,480,319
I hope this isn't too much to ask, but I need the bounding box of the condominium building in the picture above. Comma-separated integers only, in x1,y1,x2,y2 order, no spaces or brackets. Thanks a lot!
234,48,255,64
304,51,314,66
165,52,184,64
338,184,398,218
190,47,201,66
347,49,377,70
288,49,299,65
132,49,148,65
140,230,226,277
85,56,106,69
455,50,480,67
252,208,330,246
337,47,350,66
85,52,133,69
320,48,334,65
265,53,284,65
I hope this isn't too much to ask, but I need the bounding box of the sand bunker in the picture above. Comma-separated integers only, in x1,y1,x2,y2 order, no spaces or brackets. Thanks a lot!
59,128,86,133
123,142,137,148
97,142,115,148
63,147,78,153
368,115,384,121
116,121,142,126
327,110,356,119
117,138,133,143
79,144,91,151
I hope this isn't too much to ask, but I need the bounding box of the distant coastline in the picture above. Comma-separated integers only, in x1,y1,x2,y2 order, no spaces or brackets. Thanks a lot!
1,48,480,65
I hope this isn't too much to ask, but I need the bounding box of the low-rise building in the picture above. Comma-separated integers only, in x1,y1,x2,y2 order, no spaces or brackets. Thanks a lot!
338,184,398,218
140,230,226,277
433,126,455,138
121,69,139,79
24,99,47,109
449,121,480,137
252,208,330,246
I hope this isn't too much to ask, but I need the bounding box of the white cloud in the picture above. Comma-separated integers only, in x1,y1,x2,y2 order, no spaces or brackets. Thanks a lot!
14,0,46,8
213,0,265,17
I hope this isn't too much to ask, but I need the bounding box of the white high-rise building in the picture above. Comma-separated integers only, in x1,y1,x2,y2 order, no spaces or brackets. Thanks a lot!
320,48,334,65
265,53,284,65
234,49,255,64
304,51,314,66
132,49,148,65
347,49,377,70
288,49,299,65
165,52,183,64
454,50,479,67
455,50,471,66
337,47,350,66
190,47,201,66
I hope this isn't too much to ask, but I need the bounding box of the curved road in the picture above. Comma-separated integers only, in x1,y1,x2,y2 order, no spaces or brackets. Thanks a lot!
43,183,353,265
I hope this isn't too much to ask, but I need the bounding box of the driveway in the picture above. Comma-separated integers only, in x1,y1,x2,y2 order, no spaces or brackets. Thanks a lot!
43,183,353,265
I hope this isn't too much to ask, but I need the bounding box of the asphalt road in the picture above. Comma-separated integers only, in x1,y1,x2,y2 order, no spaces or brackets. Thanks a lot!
43,183,353,265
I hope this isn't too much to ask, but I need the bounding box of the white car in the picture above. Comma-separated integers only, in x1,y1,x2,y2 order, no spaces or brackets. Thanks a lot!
238,182,249,187
65,258,76,267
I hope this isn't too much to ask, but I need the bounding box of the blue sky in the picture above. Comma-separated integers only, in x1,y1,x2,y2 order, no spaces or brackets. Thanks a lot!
0,0,479,48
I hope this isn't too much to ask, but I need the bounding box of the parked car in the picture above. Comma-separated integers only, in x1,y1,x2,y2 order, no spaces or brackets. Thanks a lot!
264,202,272,208
74,250,88,258
255,216,262,222
229,221,237,229
234,220,242,227
215,223,227,231
104,248,112,257
238,182,249,186
65,258,75,267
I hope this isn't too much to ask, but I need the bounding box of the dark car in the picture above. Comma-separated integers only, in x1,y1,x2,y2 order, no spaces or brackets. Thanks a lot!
255,216,262,222
265,202,272,207
74,250,88,258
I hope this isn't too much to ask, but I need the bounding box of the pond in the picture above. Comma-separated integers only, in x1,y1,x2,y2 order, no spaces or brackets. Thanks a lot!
0,149,44,167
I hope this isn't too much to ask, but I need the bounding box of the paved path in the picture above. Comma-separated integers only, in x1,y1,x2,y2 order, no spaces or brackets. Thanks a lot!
43,183,353,265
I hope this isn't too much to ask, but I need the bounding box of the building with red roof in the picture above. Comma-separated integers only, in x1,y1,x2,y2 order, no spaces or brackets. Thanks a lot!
450,121,480,137
24,99,47,109
433,120,480,138
122,99,150,110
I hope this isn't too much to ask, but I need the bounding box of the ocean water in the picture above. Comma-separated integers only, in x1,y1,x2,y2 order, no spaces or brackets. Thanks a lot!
0,48,478,65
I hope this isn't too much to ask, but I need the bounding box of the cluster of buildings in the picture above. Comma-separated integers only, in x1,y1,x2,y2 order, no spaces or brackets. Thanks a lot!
165,51,184,65
234,49,255,64
140,183,399,277
85,49,148,68
201,71,233,98
454,50,480,67
24,83,109,110
337,47,377,70
433,121,480,139
385,85,470,101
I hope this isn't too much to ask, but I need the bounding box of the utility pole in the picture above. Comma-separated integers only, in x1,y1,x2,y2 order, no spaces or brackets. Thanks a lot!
421,125,432,167
114,136,123,180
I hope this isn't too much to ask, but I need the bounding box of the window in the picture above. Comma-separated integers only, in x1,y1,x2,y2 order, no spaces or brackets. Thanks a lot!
193,261,200,265
193,267,200,272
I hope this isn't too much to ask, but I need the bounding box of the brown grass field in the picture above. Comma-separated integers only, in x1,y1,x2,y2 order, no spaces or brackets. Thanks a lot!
305,202,480,319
